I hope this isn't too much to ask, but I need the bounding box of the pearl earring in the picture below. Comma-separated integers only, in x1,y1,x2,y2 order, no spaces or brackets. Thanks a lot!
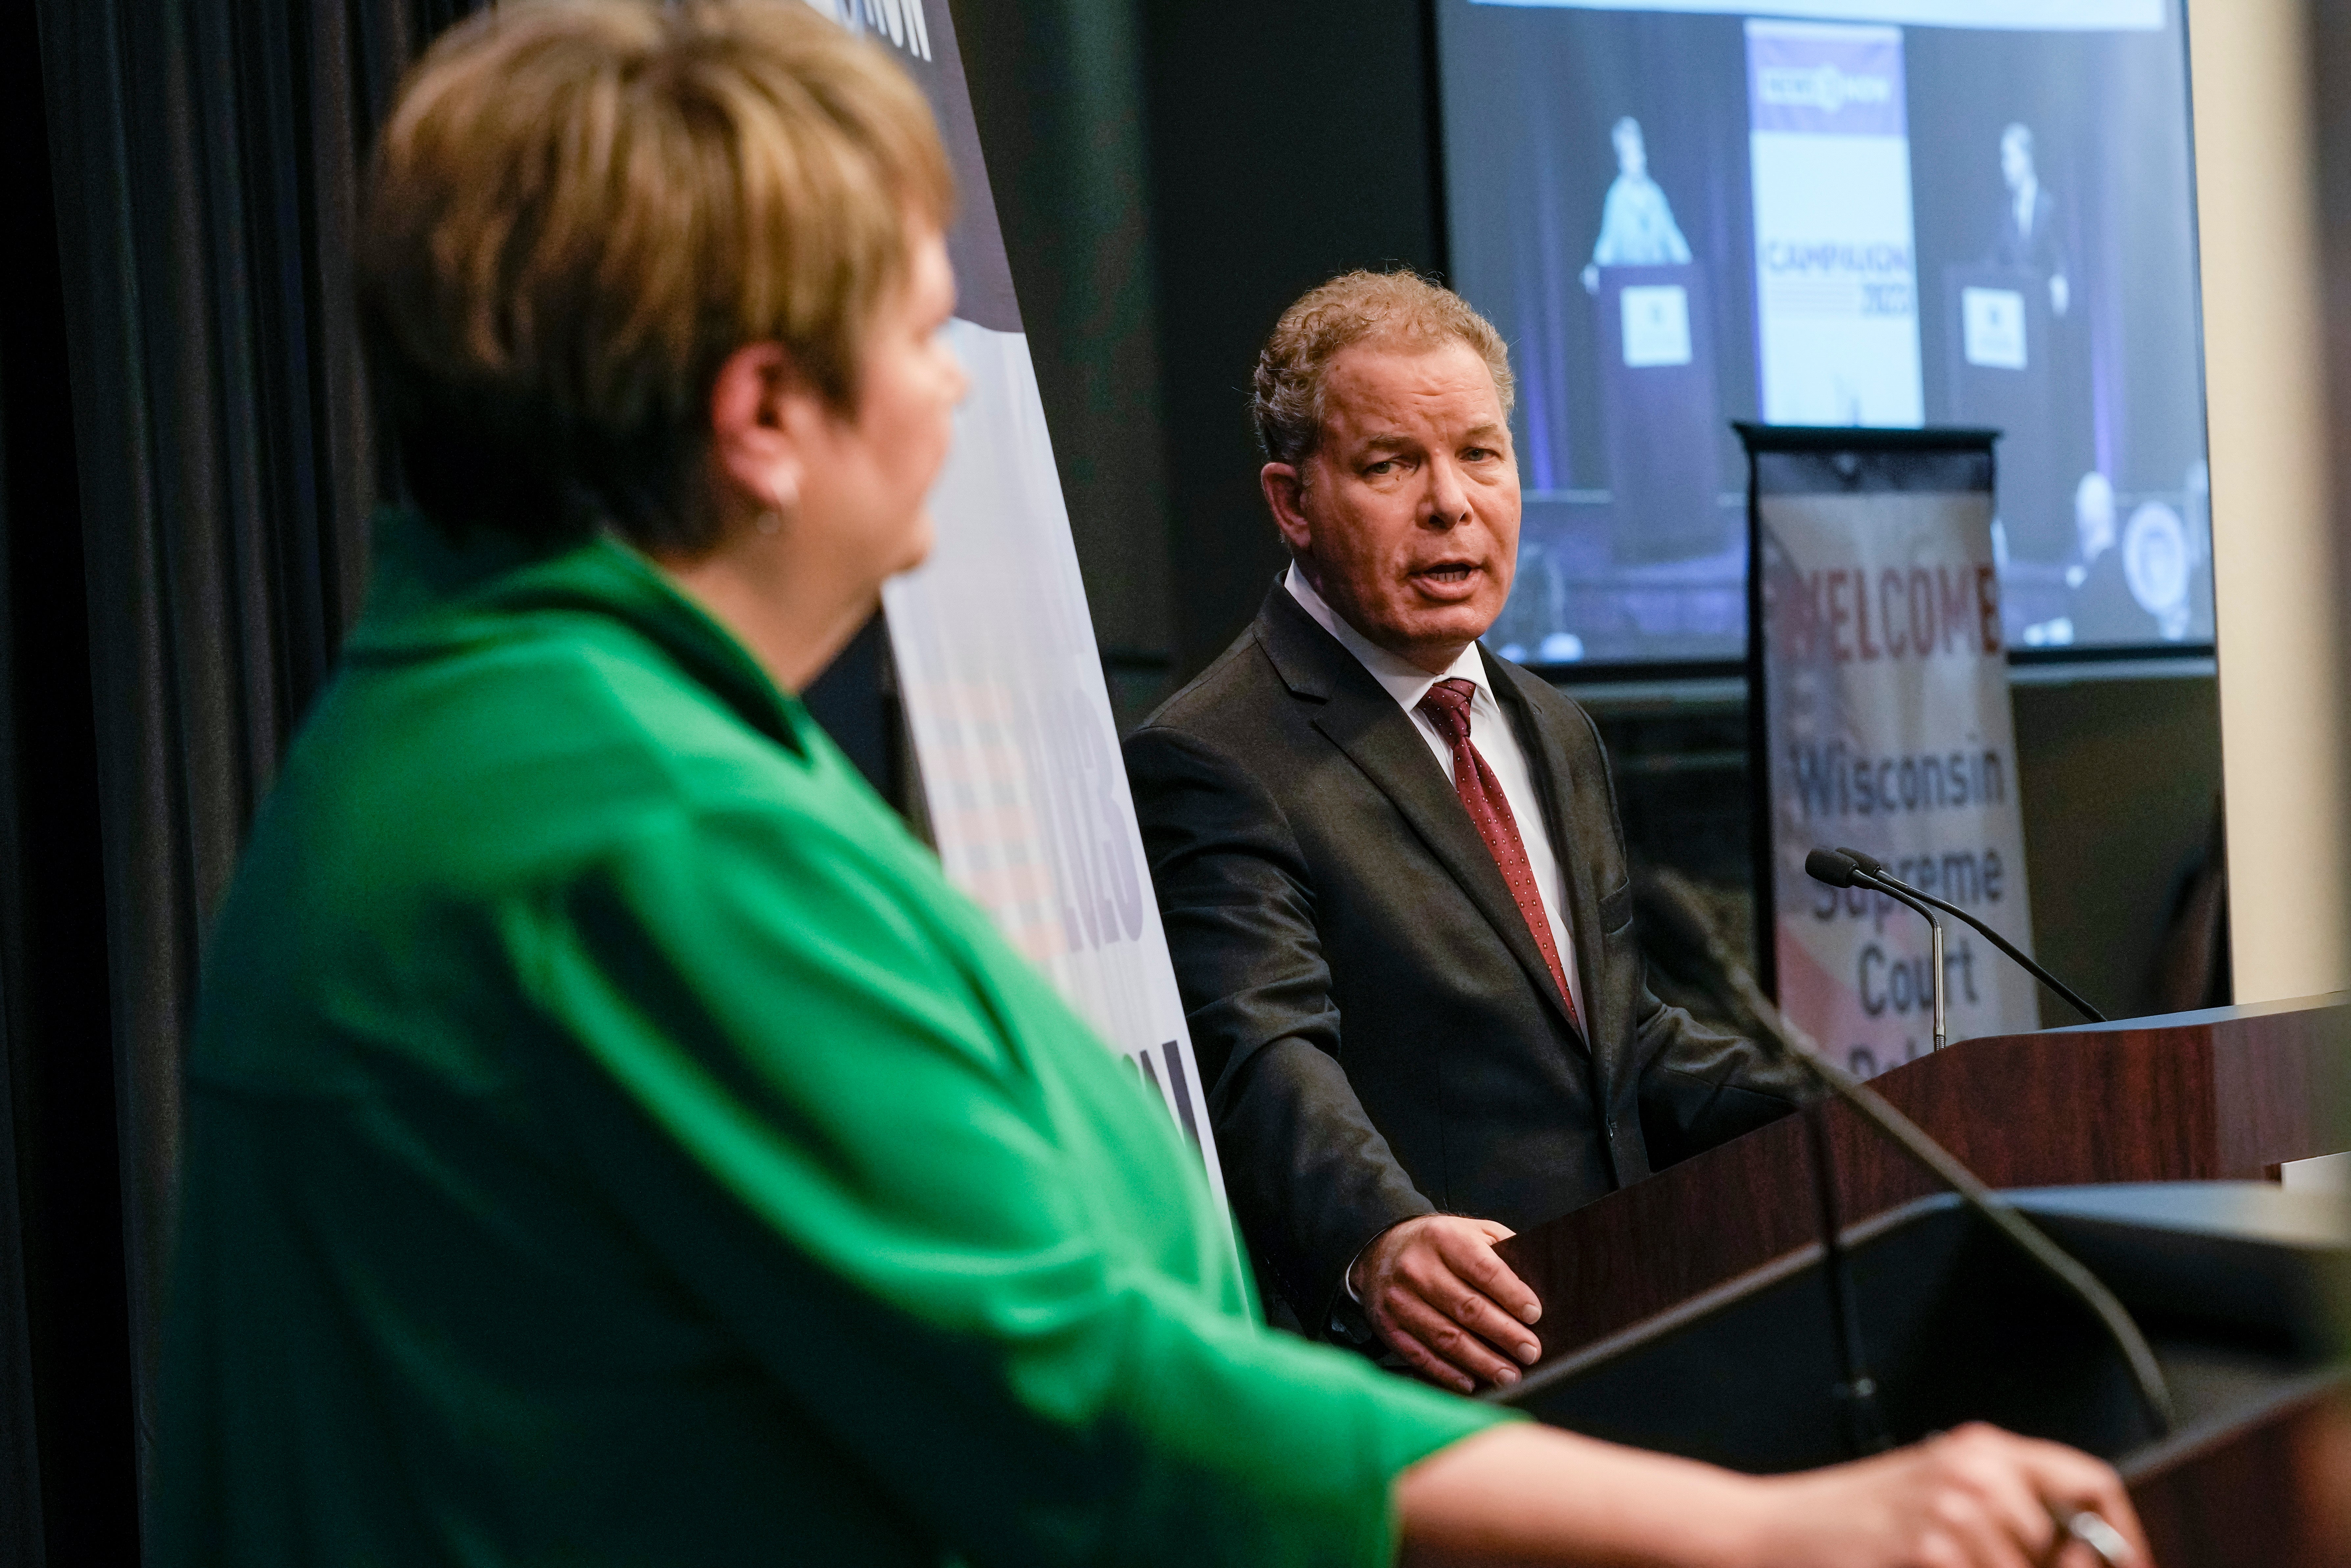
754,480,796,536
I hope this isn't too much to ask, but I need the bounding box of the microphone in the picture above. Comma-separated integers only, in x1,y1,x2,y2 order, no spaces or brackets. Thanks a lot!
1835,847,2106,1024
1807,849,1947,1051
1636,870,2174,1442
1640,866,1888,1451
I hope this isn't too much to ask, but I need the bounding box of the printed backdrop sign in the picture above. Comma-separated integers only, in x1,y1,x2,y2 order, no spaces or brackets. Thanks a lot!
1745,431,2040,1077
801,1,1227,1206
1746,20,1923,428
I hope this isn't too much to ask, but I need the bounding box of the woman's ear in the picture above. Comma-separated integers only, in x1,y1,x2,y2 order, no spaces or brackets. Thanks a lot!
708,342,813,516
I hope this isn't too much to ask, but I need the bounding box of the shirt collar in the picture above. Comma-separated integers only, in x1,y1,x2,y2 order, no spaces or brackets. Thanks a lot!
1283,562,1492,718
346,507,810,755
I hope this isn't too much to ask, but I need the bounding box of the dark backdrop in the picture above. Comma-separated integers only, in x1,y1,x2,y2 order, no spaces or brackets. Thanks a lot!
4,2,480,1561
1136,0,1448,682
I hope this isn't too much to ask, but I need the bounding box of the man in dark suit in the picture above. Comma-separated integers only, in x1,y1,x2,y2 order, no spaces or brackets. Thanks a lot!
1124,272,1805,1395
1995,122,2070,319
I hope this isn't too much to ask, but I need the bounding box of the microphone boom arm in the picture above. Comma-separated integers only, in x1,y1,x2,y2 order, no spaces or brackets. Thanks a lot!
1860,876,1948,1052
1838,849,2106,1025
1640,873,2174,1439
1775,1040,2172,1439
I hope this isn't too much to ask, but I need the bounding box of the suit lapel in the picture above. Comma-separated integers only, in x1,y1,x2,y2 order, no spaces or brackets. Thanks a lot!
1256,588,1587,1045
1486,650,1612,1056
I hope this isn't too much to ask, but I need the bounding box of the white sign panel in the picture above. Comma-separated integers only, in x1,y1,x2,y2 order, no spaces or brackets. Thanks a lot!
814,0,1228,1205
886,327,1224,1201
1621,284,1693,367
1747,21,1924,428
1961,287,2028,369
1756,462,2040,1076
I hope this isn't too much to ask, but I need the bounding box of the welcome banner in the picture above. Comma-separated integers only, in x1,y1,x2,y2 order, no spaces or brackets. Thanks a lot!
1743,428,2040,1076
802,1,1227,1204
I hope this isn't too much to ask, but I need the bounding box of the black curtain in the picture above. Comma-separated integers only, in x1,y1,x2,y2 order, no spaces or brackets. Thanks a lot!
3,2,480,1561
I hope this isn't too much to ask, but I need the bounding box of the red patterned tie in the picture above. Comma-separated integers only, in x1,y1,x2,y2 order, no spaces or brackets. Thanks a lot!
1416,678,1582,1033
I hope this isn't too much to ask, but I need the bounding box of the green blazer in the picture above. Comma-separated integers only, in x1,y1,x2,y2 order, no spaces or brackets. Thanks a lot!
157,512,1501,1568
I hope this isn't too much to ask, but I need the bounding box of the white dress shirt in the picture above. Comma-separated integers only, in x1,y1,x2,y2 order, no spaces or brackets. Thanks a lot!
1284,565,1586,1027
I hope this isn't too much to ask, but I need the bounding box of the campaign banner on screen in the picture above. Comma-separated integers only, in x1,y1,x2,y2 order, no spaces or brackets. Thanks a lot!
1471,0,2163,28
802,0,1226,1203
1746,21,1924,429
1751,440,2039,1077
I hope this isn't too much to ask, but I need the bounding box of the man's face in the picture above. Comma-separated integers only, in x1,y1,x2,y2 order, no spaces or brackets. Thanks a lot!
1263,339,1520,675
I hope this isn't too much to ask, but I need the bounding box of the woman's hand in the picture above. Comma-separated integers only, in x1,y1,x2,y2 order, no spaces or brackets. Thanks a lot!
1749,1424,2147,1568
1396,1420,2148,1567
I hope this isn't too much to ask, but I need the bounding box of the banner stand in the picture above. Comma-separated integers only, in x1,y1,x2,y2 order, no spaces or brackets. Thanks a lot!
1736,424,2043,1078
805,1,1232,1224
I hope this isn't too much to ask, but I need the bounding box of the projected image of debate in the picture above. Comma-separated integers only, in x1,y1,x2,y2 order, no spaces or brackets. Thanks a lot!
1436,0,2214,666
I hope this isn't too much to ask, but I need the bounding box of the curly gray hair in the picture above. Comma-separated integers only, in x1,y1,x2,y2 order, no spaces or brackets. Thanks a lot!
1250,270,1515,468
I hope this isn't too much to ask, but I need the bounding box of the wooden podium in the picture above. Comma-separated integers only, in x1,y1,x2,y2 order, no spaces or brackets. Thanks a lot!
1492,995,2351,1566
1500,993,2351,1363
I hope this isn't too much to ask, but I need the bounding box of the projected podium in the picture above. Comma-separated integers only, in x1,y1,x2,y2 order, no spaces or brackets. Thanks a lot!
1943,262,2073,562
1493,996,2351,1568
1592,263,1724,563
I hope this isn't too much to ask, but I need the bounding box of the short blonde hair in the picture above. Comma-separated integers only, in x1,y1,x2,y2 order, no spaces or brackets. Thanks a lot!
1250,271,1515,468
358,0,953,550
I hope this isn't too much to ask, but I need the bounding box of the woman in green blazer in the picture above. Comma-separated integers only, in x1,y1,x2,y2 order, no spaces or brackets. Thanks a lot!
155,4,2141,1565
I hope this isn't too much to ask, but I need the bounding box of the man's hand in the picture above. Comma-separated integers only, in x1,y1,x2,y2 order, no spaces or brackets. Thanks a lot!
1349,1215,1541,1393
